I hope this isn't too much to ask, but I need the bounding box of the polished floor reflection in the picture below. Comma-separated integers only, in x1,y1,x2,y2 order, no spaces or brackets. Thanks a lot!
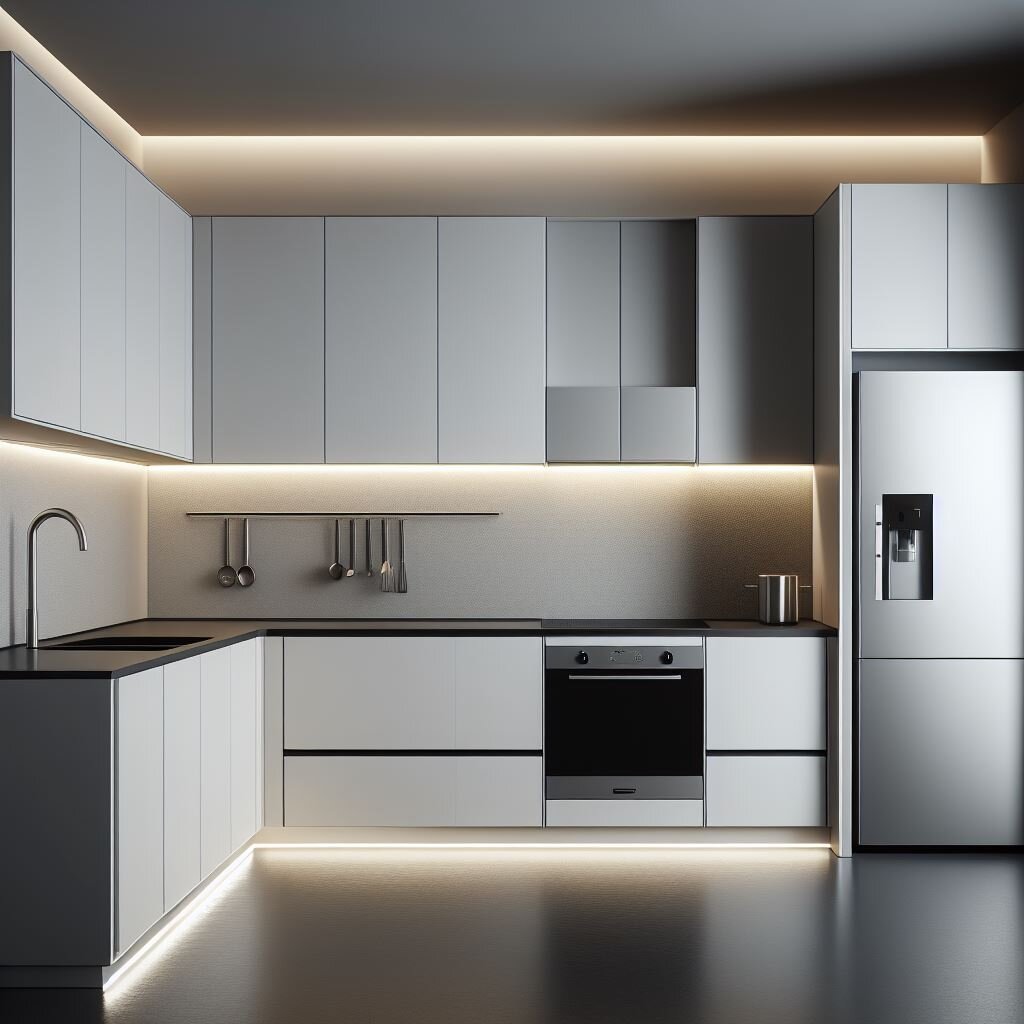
3,848,1023,1024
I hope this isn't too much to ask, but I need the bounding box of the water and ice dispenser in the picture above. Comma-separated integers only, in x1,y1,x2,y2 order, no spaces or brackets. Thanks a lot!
875,494,933,600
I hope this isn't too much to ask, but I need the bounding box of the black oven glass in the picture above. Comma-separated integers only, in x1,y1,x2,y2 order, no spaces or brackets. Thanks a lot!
545,671,703,777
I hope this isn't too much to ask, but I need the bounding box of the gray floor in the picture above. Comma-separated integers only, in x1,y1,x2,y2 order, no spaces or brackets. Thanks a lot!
3,848,1023,1024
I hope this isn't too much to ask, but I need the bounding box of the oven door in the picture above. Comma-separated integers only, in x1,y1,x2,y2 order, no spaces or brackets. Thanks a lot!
545,667,704,799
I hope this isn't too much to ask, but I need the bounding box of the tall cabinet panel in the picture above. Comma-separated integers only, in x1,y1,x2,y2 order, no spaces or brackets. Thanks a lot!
438,218,546,464
159,195,191,458
325,217,438,462
80,124,126,441
212,218,325,463
116,667,164,955
163,658,201,912
620,220,697,463
200,647,232,876
850,184,946,350
546,220,620,462
229,639,260,850
12,59,81,429
697,216,813,464
948,184,1024,351
125,166,162,451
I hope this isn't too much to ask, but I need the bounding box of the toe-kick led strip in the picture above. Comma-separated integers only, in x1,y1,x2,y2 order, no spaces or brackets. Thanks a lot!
102,838,831,993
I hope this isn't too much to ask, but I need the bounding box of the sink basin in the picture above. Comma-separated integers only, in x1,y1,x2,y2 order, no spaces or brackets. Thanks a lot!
45,635,211,652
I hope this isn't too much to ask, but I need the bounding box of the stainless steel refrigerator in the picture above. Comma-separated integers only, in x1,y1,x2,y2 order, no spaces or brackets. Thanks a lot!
857,370,1024,846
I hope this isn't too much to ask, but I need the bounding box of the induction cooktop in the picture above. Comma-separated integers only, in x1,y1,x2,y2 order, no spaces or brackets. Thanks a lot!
542,619,708,631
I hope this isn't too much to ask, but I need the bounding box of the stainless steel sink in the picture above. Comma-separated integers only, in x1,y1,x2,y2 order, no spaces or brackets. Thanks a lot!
44,635,211,652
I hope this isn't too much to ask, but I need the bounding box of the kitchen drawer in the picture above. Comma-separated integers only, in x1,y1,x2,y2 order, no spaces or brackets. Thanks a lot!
705,755,825,826
706,637,825,750
455,637,542,749
285,756,456,826
284,637,456,749
456,756,542,826
545,800,704,827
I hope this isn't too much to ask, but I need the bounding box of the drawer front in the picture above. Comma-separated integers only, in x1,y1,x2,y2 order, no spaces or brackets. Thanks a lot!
284,756,456,826
456,756,542,826
455,637,542,749
545,800,704,827
706,637,825,750
284,637,456,749
705,755,825,826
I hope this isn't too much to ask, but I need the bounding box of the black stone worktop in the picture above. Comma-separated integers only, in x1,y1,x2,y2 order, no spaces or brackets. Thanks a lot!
0,616,836,679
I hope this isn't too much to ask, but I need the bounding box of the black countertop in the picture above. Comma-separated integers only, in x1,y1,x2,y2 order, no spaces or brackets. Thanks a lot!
0,617,836,679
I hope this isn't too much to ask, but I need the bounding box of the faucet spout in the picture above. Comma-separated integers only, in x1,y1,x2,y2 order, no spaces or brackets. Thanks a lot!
26,508,88,649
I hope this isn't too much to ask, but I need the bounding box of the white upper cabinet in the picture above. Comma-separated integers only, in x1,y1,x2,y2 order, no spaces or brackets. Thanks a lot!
325,217,438,463
13,58,81,430
438,217,546,463
948,184,1024,351
6,56,192,460
80,124,126,441
212,217,325,463
850,184,947,350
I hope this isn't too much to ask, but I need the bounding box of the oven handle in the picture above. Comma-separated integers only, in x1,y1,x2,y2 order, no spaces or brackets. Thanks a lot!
566,674,684,681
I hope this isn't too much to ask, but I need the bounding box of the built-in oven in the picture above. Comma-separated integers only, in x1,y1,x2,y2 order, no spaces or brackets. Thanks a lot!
544,637,704,802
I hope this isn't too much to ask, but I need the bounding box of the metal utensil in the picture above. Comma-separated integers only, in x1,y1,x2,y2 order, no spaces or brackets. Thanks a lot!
397,519,408,593
364,519,374,577
217,519,237,587
237,518,255,587
328,519,346,580
346,519,356,577
380,518,394,592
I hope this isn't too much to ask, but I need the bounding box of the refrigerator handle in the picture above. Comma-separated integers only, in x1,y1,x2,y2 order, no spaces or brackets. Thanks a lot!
874,503,883,601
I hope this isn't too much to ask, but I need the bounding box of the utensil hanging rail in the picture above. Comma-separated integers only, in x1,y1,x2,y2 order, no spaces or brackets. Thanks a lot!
185,511,499,520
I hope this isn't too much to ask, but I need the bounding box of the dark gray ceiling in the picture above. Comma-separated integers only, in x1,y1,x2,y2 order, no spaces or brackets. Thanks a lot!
6,0,1024,134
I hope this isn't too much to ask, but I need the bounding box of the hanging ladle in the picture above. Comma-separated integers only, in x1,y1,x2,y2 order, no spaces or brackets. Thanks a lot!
328,519,347,580
237,518,255,588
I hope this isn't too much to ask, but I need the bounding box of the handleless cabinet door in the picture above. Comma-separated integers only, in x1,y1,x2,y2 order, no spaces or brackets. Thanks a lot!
851,184,947,350
697,216,813,463
163,657,201,911
116,667,164,954
80,124,126,442
456,756,542,825
620,386,696,462
325,218,438,462
230,639,259,850
438,218,546,463
706,755,825,826
13,59,81,430
546,386,620,462
125,165,161,451
200,646,232,876
159,196,192,458
213,218,325,463
948,185,1024,350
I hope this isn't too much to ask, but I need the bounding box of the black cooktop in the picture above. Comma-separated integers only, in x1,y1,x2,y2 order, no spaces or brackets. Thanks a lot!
542,619,708,632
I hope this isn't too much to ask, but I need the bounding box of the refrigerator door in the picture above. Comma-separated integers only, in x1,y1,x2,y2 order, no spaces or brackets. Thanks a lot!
858,371,1024,658
859,658,1024,846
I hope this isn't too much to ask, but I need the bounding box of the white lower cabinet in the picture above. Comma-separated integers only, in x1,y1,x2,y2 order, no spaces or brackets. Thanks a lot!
705,755,826,827
116,667,164,955
545,800,704,828
200,647,233,876
230,640,260,849
456,757,542,825
163,658,202,912
455,638,542,749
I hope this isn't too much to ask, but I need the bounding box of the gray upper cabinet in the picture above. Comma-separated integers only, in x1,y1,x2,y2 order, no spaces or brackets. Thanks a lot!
438,218,546,464
698,216,813,464
12,58,81,430
125,166,162,452
80,123,126,442
212,217,325,463
546,220,620,461
948,184,1024,351
325,217,438,463
850,184,947,350
159,195,192,458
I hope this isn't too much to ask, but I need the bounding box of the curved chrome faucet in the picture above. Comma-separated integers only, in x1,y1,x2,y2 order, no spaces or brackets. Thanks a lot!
26,508,88,649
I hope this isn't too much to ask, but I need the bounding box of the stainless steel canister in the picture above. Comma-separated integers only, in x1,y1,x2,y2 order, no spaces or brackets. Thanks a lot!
744,574,807,625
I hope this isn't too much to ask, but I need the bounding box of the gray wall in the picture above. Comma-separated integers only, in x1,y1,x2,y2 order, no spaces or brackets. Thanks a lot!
0,442,148,646
147,467,811,620
983,102,1024,183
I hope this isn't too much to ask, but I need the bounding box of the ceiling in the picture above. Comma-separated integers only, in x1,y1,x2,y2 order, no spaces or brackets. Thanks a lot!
5,0,1024,135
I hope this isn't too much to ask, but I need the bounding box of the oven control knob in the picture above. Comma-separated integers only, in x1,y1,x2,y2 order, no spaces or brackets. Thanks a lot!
575,650,589,665
660,650,674,664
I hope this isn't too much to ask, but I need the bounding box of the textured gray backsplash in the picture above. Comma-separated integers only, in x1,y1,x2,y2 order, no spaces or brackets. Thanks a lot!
147,466,811,620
